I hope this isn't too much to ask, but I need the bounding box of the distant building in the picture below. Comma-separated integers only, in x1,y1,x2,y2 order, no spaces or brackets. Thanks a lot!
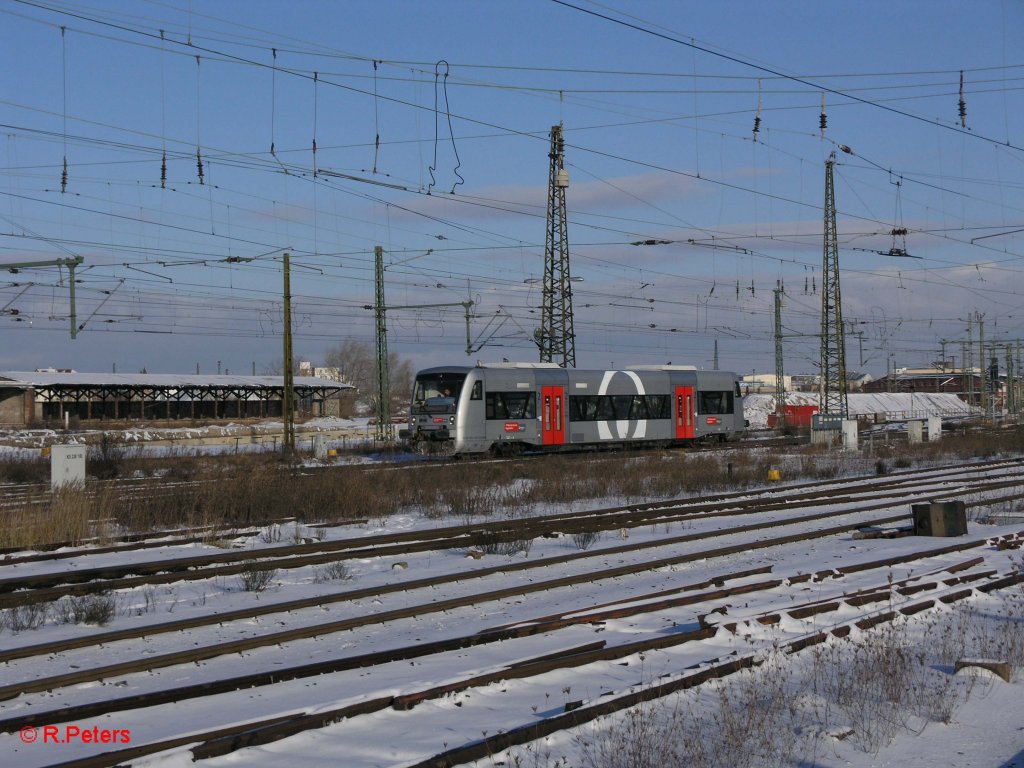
741,371,871,395
862,367,993,407
0,371,353,428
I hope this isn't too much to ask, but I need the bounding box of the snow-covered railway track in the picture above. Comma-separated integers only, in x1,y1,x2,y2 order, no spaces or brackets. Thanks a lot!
4,465,1023,670
5,543,1021,768
2,461,1024,767
3,456,1022,609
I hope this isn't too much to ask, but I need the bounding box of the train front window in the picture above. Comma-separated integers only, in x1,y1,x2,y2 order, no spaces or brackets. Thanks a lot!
412,373,467,413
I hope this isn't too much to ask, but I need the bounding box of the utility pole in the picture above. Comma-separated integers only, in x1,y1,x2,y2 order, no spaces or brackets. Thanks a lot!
977,311,987,415
713,339,719,370
374,245,390,442
282,252,295,454
1006,344,1015,416
1011,339,1019,417
4,255,84,338
965,318,975,405
819,153,848,418
370,245,475,442
773,281,785,417
540,123,576,368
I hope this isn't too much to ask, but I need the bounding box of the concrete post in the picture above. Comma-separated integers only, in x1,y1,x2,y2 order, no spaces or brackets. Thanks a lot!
313,434,329,460
907,420,923,443
841,419,858,451
927,415,942,441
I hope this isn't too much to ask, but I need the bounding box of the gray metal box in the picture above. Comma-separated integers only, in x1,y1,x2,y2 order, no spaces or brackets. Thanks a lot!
912,501,967,537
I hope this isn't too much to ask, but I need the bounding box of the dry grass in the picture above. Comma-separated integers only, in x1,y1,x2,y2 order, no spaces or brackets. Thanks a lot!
2,425,1023,551
0,484,121,550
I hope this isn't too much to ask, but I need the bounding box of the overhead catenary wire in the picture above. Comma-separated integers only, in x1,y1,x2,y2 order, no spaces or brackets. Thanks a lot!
2,0,1022,367
548,0,1024,153
60,24,68,192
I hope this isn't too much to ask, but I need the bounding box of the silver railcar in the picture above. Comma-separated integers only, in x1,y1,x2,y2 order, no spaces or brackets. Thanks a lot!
402,362,744,456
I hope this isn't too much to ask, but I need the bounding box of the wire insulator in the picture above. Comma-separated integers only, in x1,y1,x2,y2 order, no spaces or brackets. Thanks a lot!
819,92,827,137
160,151,167,189
753,79,762,139
196,147,204,185
958,69,967,128
61,156,68,193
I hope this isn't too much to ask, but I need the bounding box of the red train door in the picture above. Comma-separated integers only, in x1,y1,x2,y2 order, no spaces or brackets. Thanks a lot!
675,385,695,439
541,385,565,445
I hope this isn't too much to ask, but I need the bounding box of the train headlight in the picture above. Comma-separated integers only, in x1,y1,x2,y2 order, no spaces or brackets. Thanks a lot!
449,416,455,424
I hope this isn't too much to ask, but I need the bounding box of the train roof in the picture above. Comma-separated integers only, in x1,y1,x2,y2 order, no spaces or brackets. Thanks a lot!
475,362,562,369
413,366,474,375
413,363,741,376
624,365,698,371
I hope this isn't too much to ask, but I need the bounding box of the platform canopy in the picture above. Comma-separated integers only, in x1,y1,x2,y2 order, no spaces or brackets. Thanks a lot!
0,371,353,425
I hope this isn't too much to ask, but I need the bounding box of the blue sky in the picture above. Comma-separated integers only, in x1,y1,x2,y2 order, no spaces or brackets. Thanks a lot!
1,0,1022,378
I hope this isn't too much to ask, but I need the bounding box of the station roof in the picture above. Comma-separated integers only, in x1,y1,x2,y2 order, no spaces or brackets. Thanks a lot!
0,371,353,390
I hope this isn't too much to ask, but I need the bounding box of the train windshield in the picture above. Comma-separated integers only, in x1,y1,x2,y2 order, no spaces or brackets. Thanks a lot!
411,372,467,414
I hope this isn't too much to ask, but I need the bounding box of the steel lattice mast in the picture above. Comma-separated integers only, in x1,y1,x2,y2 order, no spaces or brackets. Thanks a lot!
819,153,848,418
539,123,576,368
774,281,786,415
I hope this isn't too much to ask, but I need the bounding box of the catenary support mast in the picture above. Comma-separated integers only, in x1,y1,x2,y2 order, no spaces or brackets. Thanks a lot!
819,153,848,418
540,123,576,368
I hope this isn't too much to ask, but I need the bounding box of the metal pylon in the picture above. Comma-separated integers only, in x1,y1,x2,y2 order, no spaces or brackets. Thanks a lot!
774,282,786,415
819,153,848,418
540,123,576,368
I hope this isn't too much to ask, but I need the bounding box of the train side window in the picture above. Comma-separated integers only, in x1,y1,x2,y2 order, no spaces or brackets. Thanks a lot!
630,395,648,419
471,381,482,400
569,395,598,421
486,391,535,420
645,395,670,419
485,392,508,419
611,395,633,419
698,391,734,414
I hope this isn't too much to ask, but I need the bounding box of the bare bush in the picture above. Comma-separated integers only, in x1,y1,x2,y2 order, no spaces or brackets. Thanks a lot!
572,530,600,550
565,596,1023,768
314,561,354,583
54,592,118,626
259,524,283,544
0,602,50,633
88,434,131,479
443,486,500,520
236,564,278,592
475,531,534,557
577,700,688,768
0,454,49,483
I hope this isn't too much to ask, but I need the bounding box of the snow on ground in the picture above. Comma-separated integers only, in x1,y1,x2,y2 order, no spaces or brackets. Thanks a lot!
743,392,978,429
0,417,376,455
2,465,1023,767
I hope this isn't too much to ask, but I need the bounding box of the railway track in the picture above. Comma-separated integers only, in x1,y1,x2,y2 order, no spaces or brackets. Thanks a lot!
5,542,1021,768
2,457,1023,608
0,460,1019,765
1,458,1022,767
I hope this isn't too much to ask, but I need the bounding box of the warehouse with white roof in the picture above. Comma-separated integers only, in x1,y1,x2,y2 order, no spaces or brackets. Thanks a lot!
0,371,353,427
